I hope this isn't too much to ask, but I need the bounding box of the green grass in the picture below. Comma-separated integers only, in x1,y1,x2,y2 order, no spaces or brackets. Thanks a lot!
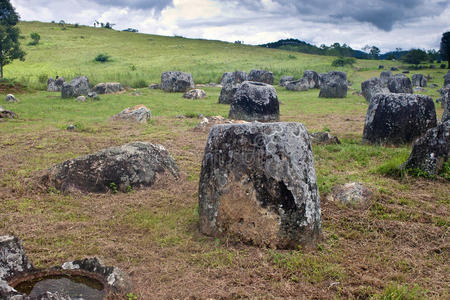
7,21,401,89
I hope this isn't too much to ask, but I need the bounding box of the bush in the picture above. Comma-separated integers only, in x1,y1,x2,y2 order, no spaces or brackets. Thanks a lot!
94,53,111,63
38,74,48,84
28,32,40,46
331,57,356,67
132,79,147,88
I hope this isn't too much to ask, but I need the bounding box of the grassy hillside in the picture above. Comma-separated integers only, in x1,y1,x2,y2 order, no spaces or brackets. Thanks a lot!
1,21,449,299
9,21,398,89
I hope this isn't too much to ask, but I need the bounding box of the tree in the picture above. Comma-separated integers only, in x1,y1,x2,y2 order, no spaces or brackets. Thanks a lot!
440,31,450,69
0,0,25,79
29,32,40,45
403,49,428,67
369,46,380,59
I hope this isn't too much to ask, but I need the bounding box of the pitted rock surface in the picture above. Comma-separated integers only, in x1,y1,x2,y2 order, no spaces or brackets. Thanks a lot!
361,77,389,102
412,74,427,87
91,82,123,94
198,122,322,249
229,81,279,122
444,71,450,87
387,74,413,94
47,77,65,92
279,76,294,87
161,71,194,92
61,76,90,98
219,71,247,104
303,70,320,88
62,257,132,295
403,120,449,175
363,93,437,144
380,71,392,86
0,236,34,282
319,71,347,98
42,142,179,193
329,182,373,207
247,69,274,85
112,104,151,123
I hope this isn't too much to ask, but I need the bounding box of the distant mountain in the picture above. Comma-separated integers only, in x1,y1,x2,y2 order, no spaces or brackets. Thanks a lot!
259,38,409,60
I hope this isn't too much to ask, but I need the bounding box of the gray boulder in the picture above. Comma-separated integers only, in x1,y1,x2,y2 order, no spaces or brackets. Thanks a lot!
161,71,194,92
183,89,206,99
403,120,449,175
0,107,17,119
441,88,449,122
47,77,65,92
279,76,294,87
363,93,437,144
218,71,247,104
198,122,321,249
5,94,17,103
61,76,90,98
319,71,347,98
303,70,320,88
92,82,123,94
229,81,279,122
248,69,274,85
286,78,309,91
42,142,179,193
75,95,86,102
361,77,389,102
412,74,427,87
112,104,151,123
387,74,413,94
444,71,450,87
148,83,160,89
380,71,392,86
391,67,399,71
309,132,340,145
87,91,99,100
330,182,373,207
0,235,34,281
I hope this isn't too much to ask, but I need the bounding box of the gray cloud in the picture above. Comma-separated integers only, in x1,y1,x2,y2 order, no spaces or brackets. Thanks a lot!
215,0,449,31
93,0,173,11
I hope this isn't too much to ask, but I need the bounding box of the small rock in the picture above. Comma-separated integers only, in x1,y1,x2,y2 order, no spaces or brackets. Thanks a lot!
149,83,160,89
87,91,99,99
330,182,373,206
391,67,399,71
112,104,151,123
286,78,309,91
183,89,206,99
402,70,410,74
309,132,341,144
92,82,124,94
0,106,17,119
378,65,384,69
429,83,438,88
279,76,294,87
76,96,86,102
67,124,75,131
5,94,17,103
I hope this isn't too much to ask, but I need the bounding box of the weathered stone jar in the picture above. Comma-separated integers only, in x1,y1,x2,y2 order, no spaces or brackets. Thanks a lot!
198,122,322,249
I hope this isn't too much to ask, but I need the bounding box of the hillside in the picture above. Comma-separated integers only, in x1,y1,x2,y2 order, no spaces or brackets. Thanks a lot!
1,21,449,299
9,21,397,89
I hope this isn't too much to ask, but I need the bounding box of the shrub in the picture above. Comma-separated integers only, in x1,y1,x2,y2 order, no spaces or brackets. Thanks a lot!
94,53,111,63
29,32,40,46
331,57,356,67
38,74,48,84
132,79,147,88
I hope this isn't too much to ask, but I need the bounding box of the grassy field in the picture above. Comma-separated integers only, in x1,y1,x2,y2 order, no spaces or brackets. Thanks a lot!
0,22,449,299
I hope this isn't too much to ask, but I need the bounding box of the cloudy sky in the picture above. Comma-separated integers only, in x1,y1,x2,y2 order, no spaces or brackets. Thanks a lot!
11,0,450,52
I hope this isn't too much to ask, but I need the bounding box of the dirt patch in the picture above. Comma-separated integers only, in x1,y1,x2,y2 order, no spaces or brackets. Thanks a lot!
0,81,27,94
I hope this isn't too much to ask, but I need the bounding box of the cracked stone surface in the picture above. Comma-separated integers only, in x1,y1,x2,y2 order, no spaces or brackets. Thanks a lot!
198,122,322,249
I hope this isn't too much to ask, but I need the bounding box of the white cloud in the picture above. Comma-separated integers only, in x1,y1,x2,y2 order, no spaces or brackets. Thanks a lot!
10,0,450,52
